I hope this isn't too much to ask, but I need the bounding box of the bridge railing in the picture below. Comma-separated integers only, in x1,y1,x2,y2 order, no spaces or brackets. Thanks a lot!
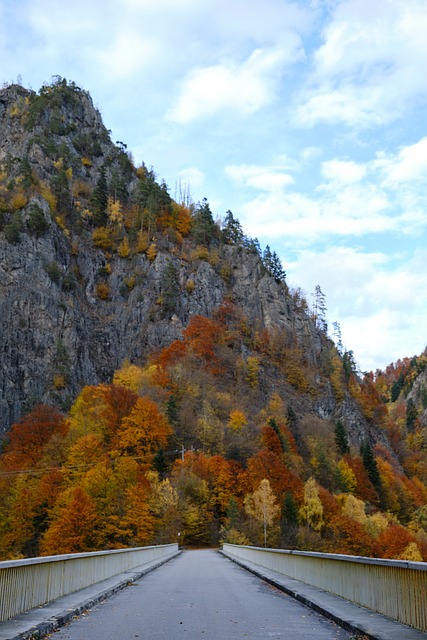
0,543,178,623
222,543,427,632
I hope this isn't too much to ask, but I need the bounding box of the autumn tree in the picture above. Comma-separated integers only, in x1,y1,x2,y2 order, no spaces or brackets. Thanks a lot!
116,397,171,458
122,482,156,546
1,404,67,470
41,486,99,555
299,477,324,532
244,478,279,547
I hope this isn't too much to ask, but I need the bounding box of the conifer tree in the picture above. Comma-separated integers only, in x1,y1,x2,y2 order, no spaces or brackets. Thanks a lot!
222,210,244,245
360,441,381,490
191,198,216,245
91,166,108,226
334,420,350,455
161,260,180,315
406,398,418,432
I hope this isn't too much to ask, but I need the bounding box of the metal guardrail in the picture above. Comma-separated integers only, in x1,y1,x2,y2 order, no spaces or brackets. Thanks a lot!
0,543,178,623
222,543,427,632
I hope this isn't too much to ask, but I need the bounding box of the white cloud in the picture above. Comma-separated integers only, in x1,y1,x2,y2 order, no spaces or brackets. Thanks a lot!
320,159,366,184
94,31,157,81
229,137,427,245
225,164,294,191
238,188,397,243
295,0,427,128
167,46,296,123
376,137,427,184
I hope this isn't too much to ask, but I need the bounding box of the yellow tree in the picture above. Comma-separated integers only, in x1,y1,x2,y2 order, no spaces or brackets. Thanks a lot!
299,477,324,532
149,475,181,543
123,483,155,546
244,478,279,547
228,410,247,431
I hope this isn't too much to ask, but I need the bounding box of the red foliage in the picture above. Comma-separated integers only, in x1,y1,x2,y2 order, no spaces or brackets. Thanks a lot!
156,340,187,369
154,315,226,376
345,455,379,505
374,524,416,559
243,449,304,503
182,315,225,373
318,486,340,522
327,513,375,556
2,405,67,469
103,385,138,443
261,420,297,458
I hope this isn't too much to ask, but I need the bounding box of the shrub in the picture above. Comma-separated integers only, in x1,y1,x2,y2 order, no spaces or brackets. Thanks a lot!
96,282,110,300
147,242,157,261
11,191,28,211
136,230,149,253
191,246,209,261
4,212,23,243
92,227,113,251
38,181,57,211
220,263,232,284
28,203,49,237
185,279,195,294
124,275,136,291
118,236,130,258
45,261,62,284
53,374,66,390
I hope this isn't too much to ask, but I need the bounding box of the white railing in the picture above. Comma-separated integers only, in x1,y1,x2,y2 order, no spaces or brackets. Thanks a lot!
0,543,178,623
222,543,427,632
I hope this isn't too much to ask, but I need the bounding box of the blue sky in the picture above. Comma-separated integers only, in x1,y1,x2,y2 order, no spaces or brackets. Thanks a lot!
1,0,427,372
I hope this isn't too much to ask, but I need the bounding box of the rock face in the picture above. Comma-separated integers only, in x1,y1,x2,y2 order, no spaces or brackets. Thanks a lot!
0,221,318,433
0,80,388,454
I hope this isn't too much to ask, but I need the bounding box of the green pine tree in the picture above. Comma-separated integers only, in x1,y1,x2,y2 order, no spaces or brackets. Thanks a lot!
334,420,350,455
91,166,108,226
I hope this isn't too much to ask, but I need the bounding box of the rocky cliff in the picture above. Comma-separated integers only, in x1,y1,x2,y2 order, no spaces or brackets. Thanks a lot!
0,79,387,454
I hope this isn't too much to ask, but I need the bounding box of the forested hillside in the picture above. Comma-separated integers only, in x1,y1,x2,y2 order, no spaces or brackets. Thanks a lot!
1,78,427,561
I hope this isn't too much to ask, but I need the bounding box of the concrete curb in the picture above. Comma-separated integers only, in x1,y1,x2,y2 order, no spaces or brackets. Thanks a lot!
0,550,182,640
219,550,427,640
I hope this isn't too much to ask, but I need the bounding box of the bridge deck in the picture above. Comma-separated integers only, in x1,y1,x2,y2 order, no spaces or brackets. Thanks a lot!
1,549,426,640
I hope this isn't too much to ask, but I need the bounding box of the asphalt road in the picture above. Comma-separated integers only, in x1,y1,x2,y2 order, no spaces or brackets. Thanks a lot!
50,549,352,640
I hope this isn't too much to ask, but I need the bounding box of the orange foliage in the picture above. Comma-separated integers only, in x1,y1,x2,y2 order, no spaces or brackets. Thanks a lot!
182,315,225,373
41,486,99,555
356,374,388,424
123,483,156,545
116,397,171,457
328,513,375,556
261,419,297,458
173,203,192,235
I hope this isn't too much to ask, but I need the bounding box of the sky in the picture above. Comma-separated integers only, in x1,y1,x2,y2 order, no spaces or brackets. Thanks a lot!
1,0,427,373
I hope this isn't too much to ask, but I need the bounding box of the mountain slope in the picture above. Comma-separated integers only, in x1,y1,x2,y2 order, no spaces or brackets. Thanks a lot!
2,79,427,560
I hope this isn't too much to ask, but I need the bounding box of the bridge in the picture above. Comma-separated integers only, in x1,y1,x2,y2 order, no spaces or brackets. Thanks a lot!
1,544,427,640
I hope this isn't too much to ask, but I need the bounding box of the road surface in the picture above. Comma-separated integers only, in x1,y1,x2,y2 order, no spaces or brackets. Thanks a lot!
50,549,352,639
